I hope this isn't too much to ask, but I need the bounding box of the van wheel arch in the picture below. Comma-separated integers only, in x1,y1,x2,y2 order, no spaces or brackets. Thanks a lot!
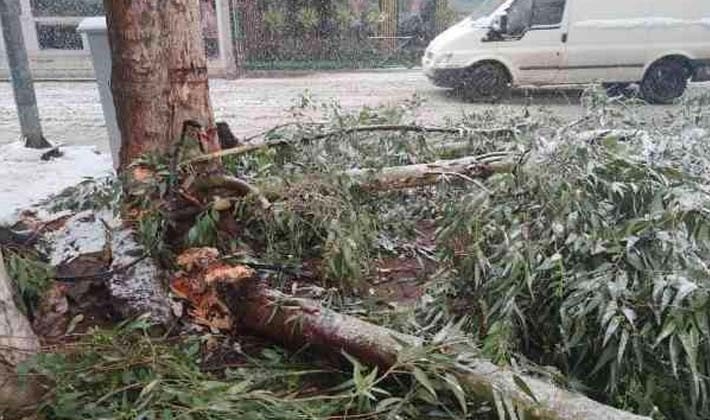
640,56,693,104
459,61,513,102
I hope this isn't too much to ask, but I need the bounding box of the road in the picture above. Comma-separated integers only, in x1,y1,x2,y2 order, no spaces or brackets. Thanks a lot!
0,69,707,152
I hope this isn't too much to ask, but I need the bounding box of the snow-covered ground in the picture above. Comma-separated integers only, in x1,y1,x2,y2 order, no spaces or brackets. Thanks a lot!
0,142,112,224
0,70,706,224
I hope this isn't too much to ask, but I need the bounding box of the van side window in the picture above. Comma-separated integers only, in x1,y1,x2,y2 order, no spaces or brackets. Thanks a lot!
531,0,566,26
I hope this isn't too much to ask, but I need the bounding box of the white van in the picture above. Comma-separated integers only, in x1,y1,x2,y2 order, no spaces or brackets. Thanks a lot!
423,0,710,103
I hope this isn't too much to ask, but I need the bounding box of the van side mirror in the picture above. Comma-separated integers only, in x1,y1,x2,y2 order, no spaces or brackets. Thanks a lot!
499,15,508,34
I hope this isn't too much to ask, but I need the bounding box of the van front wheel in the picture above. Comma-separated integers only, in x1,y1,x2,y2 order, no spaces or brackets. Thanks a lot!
460,63,510,102
640,60,689,104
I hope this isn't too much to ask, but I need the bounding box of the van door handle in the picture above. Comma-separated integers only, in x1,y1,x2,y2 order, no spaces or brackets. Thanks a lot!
561,33,568,43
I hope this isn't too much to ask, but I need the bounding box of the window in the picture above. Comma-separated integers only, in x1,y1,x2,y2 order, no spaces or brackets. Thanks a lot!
36,23,83,50
31,0,104,17
530,0,565,26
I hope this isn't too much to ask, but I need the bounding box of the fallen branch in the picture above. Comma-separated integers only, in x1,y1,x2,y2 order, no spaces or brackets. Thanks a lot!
299,124,521,143
223,281,648,420
348,154,514,192
195,175,272,209
255,153,514,198
184,124,521,166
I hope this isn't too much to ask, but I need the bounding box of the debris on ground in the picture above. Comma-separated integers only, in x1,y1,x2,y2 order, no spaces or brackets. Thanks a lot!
2,91,710,419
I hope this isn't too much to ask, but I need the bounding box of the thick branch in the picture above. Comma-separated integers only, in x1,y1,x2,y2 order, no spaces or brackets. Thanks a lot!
195,175,271,209
348,155,513,192
225,282,648,420
184,125,520,166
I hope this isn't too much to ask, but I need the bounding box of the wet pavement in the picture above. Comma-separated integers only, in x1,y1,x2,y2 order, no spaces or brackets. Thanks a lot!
1,69,706,152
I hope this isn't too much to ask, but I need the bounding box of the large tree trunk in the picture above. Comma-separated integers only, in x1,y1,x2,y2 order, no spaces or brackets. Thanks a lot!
104,0,215,170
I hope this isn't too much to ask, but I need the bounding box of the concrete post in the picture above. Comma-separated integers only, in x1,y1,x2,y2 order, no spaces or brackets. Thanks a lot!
78,17,121,169
216,0,237,77
0,0,50,148
18,0,38,54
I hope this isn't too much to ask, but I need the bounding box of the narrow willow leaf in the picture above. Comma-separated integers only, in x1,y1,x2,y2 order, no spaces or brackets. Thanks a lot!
669,336,680,379
617,329,629,365
604,316,621,347
513,374,539,404
139,379,160,399
492,389,506,420
376,397,403,413
443,373,468,414
654,320,676,348
412,367,437,398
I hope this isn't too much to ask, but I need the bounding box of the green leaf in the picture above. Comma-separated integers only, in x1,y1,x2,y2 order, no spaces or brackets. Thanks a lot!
604,316,621,347
513,374,539,404
376,397,403,413
617,329,629,365
654,320,676,347
139,379,160,399
442,373,467,413
669,336,680,379
412,367,437,398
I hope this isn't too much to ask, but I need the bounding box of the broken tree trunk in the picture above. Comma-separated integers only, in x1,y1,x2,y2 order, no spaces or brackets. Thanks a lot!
0,249,43,415
105,0,215,170
43,212,173,325
224,282,649,420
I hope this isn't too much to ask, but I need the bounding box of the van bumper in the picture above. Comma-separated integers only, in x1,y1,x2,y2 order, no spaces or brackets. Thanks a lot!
692,60,710,82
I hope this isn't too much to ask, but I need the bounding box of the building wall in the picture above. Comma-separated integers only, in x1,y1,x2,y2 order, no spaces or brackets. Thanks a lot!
0,0,236,79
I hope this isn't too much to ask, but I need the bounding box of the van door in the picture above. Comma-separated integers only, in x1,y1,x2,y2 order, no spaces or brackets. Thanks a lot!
493,0,568,85
559,0,650,85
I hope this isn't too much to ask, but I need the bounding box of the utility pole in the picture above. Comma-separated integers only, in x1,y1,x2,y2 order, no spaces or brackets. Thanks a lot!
0,0,51,148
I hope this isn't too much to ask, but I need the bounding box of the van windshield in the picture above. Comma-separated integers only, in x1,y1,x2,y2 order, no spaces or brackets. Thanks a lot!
468,0,512,20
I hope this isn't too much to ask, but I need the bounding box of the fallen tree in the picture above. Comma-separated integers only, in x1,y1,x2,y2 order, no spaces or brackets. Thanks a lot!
170,251,649,420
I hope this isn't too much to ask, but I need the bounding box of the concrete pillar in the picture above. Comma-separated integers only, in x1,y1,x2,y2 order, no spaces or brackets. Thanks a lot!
18,0,38,55
77,17,120,169
0,0,49,148
0,20,6,68
216,0,237,77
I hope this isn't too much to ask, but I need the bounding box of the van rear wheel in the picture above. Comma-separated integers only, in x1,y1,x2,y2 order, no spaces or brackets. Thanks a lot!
460,63,510,102
640,60,689,104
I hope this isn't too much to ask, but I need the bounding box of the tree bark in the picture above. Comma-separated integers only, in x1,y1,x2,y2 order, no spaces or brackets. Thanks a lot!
0,249,43,415
104,0,215,171
224,282,649,420
348,154,512,192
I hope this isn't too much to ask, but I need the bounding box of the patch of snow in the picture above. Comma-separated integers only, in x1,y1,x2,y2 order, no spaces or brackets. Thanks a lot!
0,142,112,225
575,17,710,29
46,211,109,267
110,227,174,324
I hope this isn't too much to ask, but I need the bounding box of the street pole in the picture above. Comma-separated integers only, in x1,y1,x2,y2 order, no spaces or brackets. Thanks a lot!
0,0,50,148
